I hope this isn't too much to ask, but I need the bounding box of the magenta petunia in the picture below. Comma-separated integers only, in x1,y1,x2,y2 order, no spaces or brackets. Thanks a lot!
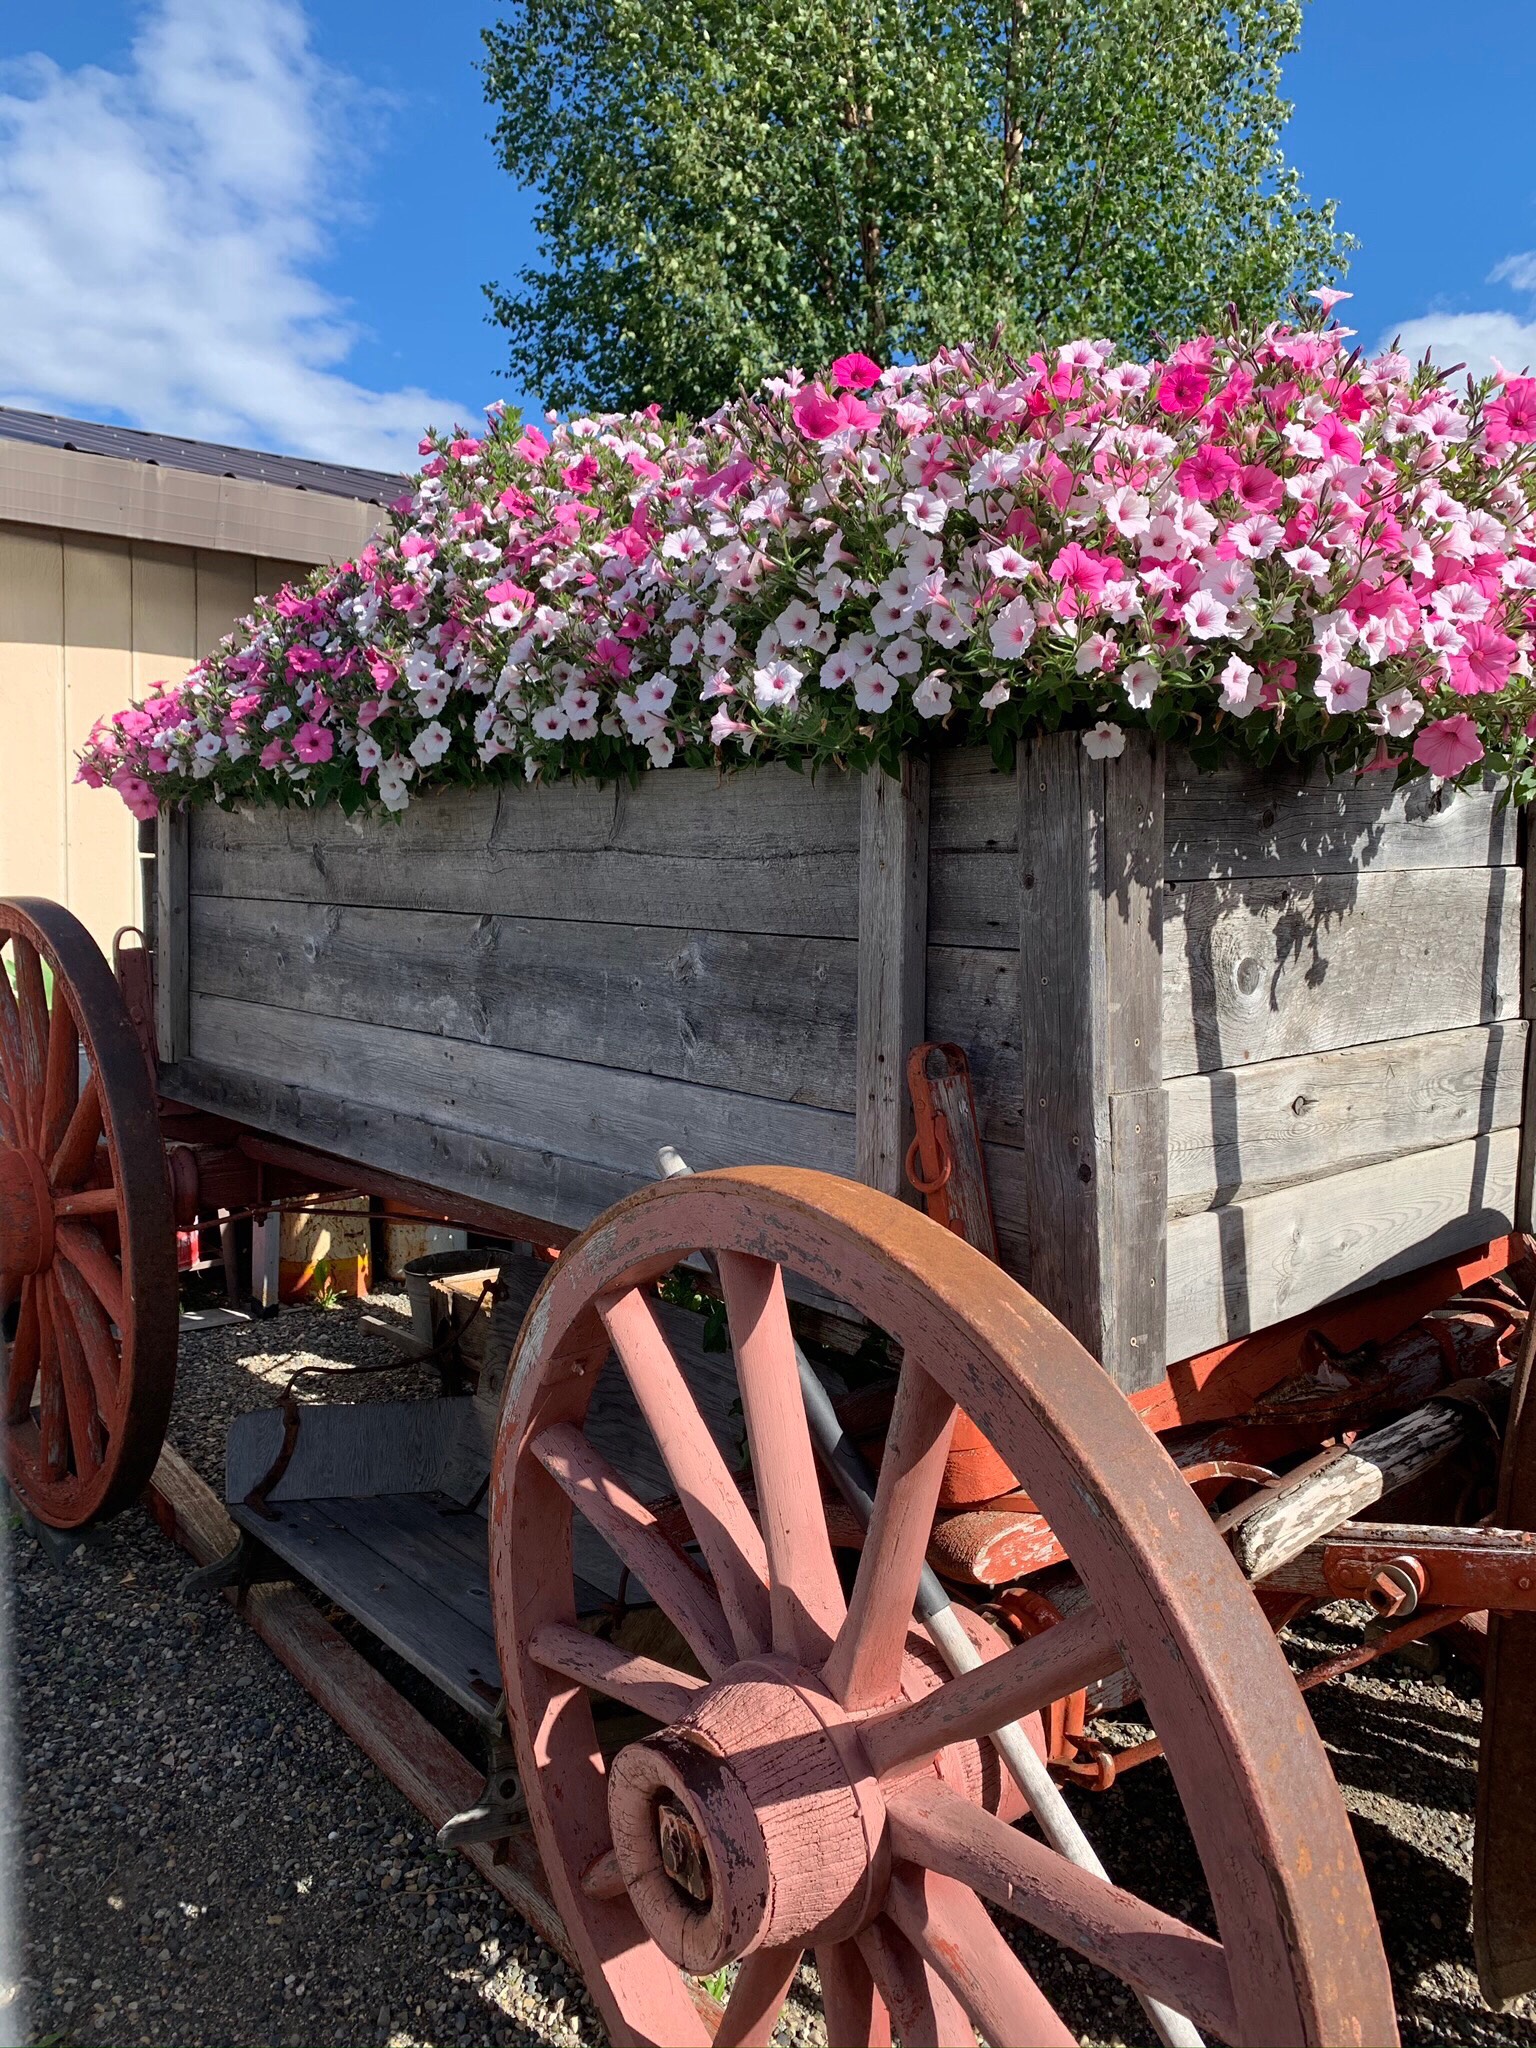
830,351,882,392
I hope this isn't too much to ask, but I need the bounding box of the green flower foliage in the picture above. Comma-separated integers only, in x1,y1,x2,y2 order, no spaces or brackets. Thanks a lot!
481,0,1350,417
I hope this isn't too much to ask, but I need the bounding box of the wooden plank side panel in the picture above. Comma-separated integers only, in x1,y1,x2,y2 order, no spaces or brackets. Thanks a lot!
188,895,860,1112
1165,1127,1519,1360
1167,1021,1528,1215
182,992,854,1221
0,525,67,906
1166,752,1517,880
190,769,864,939
928,747,1018,950
155,809,190,1063
1164,864,1522,1077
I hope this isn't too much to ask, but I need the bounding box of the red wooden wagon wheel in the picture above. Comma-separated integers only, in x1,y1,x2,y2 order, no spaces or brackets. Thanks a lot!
490,1166,1396,2048
0,898,178,1528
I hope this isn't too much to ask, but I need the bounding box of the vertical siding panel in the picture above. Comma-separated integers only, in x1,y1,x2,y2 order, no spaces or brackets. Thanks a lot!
130,542,197,701
256,556,321,599
195,550,257,650
0,525,67,904
63,537,136,950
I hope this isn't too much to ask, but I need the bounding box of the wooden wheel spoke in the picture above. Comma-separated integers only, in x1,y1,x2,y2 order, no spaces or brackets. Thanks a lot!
530,1620,707,1723
53,1220,125,1332
12,938,50,1141
822,1361,956,1708
532,1422,738,1677
884,1863,1077,2048
858,1607,1121,1777
888,1778,1238,2041
0,949,34,1142
600,1285,771,1659
856,1915,973,2048
816,1941,890,2048
34,1278,68,1478
714,1943,803,2048
53,1260,120,1416
53,1186,121,1221
50,1072,103,1192
5,1280,41,1422
48,1276,104,1478
716,1250,845,1664
40,984,80,1163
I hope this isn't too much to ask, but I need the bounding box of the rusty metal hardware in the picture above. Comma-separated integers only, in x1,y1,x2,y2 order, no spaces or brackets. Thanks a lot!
1311,1523,1536,1614
436,1723,526,1855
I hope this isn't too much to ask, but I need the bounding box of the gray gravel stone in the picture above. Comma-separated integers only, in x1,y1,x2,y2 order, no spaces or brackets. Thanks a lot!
8,1294,1536,2044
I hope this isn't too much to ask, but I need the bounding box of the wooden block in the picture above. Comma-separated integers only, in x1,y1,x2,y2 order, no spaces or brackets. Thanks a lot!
1017,731,1166,1389
856,758,929,1195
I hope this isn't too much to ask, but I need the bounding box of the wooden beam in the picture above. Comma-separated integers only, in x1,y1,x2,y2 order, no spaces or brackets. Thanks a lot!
856,757,930,1197
1017,732,1166,1390
1,444,381,563
153,806,189,1065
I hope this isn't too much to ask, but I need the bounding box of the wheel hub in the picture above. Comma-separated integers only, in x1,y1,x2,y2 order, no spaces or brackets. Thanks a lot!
607,1659,888,1974
0,1140,53,1276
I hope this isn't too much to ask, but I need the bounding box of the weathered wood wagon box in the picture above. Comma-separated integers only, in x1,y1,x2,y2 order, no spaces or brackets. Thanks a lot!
157,734,1529,1396
11,731,1536,2047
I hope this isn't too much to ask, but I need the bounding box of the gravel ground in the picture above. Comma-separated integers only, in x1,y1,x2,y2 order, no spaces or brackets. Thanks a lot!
8,1291,1536,2047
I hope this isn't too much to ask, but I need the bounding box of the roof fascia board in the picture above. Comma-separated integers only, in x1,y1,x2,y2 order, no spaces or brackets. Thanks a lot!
0,440,383,563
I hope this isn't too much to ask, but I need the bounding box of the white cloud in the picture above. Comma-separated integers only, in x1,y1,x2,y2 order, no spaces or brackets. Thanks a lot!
1382,251,1536,383
0,2,468,469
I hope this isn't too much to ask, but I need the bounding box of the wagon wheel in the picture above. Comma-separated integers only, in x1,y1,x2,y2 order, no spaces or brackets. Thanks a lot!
490,1166,1396,2048
0,898,178,1528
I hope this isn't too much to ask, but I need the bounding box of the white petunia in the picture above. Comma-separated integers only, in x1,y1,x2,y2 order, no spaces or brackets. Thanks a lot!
911,672,953,718
989,596,1037,658
853,663,898,713
1081,720,1126,760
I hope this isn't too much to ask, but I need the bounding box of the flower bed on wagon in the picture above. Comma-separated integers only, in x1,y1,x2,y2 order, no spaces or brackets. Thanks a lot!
79,293,1536,820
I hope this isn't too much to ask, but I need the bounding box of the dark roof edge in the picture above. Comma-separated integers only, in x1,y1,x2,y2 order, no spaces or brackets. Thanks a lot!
0,405,411,504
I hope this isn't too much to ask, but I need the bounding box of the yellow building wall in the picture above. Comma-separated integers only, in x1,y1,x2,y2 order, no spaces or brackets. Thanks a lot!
0,527,317,957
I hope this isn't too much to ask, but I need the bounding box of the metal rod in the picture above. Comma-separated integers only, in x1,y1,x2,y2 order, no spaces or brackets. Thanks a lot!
655,1147,1201,2048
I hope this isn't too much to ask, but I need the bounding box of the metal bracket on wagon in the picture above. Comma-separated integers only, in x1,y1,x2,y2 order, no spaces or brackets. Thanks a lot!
435,1725,525,1852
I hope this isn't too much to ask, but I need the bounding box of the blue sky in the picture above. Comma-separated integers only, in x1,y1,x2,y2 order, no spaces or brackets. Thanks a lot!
2,1,1534,468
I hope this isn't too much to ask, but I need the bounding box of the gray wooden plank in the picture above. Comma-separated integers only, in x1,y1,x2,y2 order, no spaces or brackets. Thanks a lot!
323,1493,495,1635
856,759,930,1195
1166,753,1518,880
1017,732,1166,1389
1165,1126,1520,1360
228,1496,504,1722
1164,864,1523,1077
186,989,855,1184
160,1052,646,1240
188,895,860,1114
928,748,1018,950
224,1399,493,1508
1166,1021,1528,1216
154,807,189,1064
191,766,864,939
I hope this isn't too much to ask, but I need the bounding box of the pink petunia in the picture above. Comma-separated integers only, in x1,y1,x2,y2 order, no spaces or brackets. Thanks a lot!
1176,445,1239,503
1449,621,1519,695
830,351,882,392
109,770,159,821
1234,463,1284,513
1413,714,1485,779
1156,362,1212,416
293,720,335,765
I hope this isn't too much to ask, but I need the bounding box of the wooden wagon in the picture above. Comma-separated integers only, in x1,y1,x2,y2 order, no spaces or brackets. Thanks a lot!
4,733,1536,2047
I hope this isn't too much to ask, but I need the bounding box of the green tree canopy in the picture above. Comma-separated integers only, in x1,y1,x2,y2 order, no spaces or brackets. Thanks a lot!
482,0,1348,417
